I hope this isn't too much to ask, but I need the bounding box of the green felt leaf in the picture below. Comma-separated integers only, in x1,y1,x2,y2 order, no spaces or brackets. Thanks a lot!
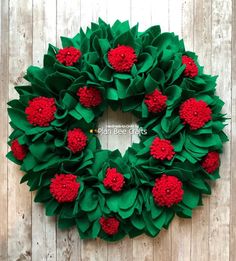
118,205,136,219
34,187,51,202
76,216,90,233
45,199,60,216
119,189,138,209
58,217,75,229
75,103,95,123
69,109,83,121
137,52,153,73
62,93,78,109
91,220,101,238
45,72,74,94
6,151,21,165
182,186,200,209
106,88,118,101
61,36,74,48
80,189,98,212
153,212,166,229
98,66,113,83
8,108,32,131
98,39,111,55
21,153,38,171
106,194,120,212
131,215,145,230
29,141,53,162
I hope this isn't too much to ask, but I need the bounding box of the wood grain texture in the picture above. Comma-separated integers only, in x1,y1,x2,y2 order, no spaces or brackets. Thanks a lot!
0,0,235,260
230,1,236,260
32,1,57,260
0,0,9,260
8,1,33,260
210,1,232,261
191,0,212,260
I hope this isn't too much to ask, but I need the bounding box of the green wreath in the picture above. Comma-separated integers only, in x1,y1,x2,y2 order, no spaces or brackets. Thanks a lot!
7,19,228,241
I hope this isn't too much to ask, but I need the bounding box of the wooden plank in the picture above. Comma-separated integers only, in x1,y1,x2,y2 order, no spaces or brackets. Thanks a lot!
151,2,172,260
31,1,57,260
7,0,33,260
79,1,109,260
230,1,236,260
0,0,9,260
55,1,82,260
170,1,192,261
191,1,212,260
151,0,168,32
210,0,232,260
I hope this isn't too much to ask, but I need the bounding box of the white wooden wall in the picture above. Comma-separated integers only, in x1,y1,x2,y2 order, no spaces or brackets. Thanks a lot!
0,0,235,260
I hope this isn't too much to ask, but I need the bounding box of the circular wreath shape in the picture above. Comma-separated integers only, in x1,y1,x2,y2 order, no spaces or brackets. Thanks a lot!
7,19,228,242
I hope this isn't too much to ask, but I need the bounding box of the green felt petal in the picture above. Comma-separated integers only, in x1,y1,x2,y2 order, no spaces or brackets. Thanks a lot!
119,189,138,209
80,189,99,212
182,185,200,209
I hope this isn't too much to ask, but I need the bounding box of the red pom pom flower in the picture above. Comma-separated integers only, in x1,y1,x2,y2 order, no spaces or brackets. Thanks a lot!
182,55,198,78
25,97,56,127
103,168,125,192
150,137,175,161
50,174,80,203
108,45,137,72
99,217,120,235
77,86,102,108
179,98,212,130
56,46,81,66
201,152,220,173
11,139,28,161
152,174,184,207
67,128,87,154
144,89,167,113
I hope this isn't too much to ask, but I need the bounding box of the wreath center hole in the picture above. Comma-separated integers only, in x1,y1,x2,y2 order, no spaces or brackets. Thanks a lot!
97,109,140,155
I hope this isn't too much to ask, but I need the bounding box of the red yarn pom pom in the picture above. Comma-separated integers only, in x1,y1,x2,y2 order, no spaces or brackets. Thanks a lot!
99,217,120,235
182,55,198,78
11,139,28,161
144,89,167,113
179,98,212,130
56,46,81,66
67,128,87,153
108,45,137,72
25,97,56,127
103,168,125,192
77,86,102,108
50,174,80,203
152,174,184,207
150,137,175,161
201,152,220,173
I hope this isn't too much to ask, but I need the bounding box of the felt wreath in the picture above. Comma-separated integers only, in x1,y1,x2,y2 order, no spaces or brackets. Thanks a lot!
7,19,228,242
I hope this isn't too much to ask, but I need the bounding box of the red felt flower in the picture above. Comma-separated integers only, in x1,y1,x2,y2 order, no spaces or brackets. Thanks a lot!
152,174,184,207
77,86,102,108
11,139,28,161
103,168,125,192
144,89,167,113
182,55,198,78
201,152,220,173
56,46,81,66
108,45,137,72
150,137,175,161
179,98,212,130
25,97,56,127
50,174,80,203
99,217,120,235
67,128,87,153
